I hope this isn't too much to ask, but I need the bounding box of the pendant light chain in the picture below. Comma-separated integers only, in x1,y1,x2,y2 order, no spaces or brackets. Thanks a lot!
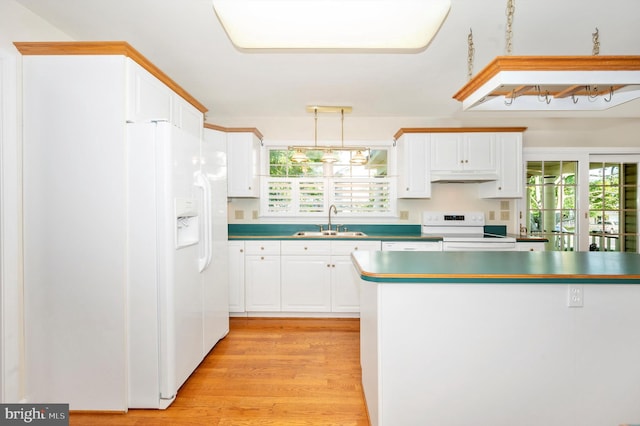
314,108,318,147
505,0,515,55
341,108,344,145
467,28,475,80
592,27,600,56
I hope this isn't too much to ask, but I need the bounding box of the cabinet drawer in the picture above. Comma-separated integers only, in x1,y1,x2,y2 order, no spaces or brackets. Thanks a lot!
281,241,331,255
244,240,281,255
331,240,381,256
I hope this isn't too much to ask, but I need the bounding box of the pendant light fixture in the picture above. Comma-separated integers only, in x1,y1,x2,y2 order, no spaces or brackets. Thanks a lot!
288,106,370,165
291,149,308,163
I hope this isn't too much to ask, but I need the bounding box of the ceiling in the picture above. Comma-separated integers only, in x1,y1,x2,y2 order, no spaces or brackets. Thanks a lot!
13,0,640,121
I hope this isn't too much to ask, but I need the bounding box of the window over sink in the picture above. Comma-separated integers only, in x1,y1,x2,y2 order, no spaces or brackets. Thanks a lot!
261,148,396,218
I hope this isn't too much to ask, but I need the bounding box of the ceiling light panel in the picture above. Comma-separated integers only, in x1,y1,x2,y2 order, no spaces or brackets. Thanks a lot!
212,0,451,50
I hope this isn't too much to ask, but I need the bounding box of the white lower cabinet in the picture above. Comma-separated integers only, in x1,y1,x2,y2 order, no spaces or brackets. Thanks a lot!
331,241,382,312
228,241,245,313
281,240,381,313
517,241,547,251
281,241,331,312
235,239,381,315
244,241,281,312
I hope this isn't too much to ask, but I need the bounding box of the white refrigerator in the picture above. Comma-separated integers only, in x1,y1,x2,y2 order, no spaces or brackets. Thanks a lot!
127,122,229,408
21,53,228,411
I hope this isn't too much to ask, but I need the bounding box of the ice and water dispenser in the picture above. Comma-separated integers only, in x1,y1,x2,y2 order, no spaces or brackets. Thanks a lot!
175,198,199,248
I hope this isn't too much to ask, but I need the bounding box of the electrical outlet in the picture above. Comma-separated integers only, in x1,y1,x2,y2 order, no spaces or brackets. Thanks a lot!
489,211,495,220
234,209,244,220
252,210,259,220
500,211,510,221
568,285,584,307
500,200,510,210
399,211,409,220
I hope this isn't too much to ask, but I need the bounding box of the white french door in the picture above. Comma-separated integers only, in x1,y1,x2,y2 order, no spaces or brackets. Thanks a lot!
521,149,640,253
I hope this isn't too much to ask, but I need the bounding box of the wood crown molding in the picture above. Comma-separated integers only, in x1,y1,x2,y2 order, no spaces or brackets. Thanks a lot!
452,55,640,102
13,41,208,113
393,127,528,140
204,122,263,140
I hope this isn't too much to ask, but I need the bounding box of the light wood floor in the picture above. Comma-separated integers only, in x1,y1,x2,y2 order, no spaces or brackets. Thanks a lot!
71,317,369,425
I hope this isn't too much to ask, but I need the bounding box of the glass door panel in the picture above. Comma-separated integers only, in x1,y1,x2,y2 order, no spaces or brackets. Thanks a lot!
526,160,577,251
588,161,637,252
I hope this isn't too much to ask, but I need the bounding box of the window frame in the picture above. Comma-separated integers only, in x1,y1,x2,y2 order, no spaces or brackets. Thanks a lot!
260,141,397,220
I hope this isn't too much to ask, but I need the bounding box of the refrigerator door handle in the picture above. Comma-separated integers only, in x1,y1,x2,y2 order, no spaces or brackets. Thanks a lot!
195,172,213,272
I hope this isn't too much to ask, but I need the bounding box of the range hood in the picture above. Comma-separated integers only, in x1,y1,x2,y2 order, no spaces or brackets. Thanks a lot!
430,172,499,182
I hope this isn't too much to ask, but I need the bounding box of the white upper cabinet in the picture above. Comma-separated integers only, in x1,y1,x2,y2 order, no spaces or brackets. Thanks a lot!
126,60,204,138
478,133,523,198
396,133,431,198
172,95,204,138
227,131,262,198
394,128,526,190
126,59,172,123
430,132,498,181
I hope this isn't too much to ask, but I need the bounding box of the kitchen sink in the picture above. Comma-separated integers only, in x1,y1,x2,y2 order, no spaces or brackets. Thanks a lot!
292,231,368,237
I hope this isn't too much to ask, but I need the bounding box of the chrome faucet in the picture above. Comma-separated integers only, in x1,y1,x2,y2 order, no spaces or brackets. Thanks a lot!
328,204,338,231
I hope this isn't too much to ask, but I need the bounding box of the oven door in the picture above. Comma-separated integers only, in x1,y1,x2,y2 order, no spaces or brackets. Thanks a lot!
442,241,517,251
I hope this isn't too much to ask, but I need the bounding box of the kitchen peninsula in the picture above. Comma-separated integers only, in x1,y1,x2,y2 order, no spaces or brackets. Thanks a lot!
352,251,640,426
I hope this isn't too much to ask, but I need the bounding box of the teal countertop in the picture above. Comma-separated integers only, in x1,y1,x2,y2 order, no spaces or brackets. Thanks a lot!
351,251,640,283
227,223,547,242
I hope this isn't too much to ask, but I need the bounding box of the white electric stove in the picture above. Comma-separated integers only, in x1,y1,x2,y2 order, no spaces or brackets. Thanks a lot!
422,211,517,251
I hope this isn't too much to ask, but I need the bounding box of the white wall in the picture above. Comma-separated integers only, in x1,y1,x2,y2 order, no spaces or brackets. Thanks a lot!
0,0,72,403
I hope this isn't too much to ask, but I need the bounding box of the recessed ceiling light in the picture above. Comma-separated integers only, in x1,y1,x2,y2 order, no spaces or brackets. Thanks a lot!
212,0,451,51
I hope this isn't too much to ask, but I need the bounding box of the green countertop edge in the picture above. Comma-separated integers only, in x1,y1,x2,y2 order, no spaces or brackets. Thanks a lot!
360,276,640,284
352,251,640,284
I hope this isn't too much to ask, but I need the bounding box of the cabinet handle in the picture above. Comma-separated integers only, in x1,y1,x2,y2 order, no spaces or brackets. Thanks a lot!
354,247,358,250
406,187,409,191
332,264,336,268
304,247,308,250
260,247,264,250
261,256,264,260
498,186,502,190
529,248,534,251
248,186,252,190
326,264,330,267
465,159,469,163
240,249,244,253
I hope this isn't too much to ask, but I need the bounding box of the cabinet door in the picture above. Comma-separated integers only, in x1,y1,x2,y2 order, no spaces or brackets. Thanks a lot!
478,133,523,198
397,134,431,198
430,133,462,172
331,255,361,312
227,132,260,197
331,240,381,312
281,255,331,312
245,255,281,311
464,133,497,172
172,96,203,139
228,241,245,313
125,59,172,123
517,242,546,252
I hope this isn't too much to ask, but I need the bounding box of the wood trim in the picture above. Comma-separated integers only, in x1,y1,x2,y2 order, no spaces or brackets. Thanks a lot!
452,55,640,102
13,41,208,113
393,127,527,140
204,122,264,140
203,123,228,132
